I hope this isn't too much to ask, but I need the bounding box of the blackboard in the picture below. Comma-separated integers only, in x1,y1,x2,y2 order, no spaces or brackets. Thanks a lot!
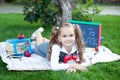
69,20,102,48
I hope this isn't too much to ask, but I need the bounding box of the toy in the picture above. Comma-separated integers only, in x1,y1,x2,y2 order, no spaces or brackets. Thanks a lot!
6,38,32,56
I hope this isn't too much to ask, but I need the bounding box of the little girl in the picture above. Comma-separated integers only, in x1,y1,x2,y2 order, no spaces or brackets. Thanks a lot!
32,23,87,72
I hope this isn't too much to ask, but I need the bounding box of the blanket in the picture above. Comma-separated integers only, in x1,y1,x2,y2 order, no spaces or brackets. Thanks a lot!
0,42,120,71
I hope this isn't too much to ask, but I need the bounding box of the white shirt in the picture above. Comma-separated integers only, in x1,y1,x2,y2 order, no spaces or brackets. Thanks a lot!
50,44,79,70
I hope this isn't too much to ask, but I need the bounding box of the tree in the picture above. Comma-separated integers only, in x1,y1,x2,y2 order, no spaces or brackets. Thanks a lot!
23,0,75,26
53,0,76,25
53,0,101,24
23,0,100,26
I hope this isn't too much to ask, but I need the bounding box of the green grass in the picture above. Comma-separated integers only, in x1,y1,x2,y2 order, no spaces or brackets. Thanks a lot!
93,15,120,54
0,13,120,80
0,13,52,41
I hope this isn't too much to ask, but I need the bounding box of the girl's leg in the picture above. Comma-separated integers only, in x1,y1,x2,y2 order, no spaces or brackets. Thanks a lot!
43,37,50,42
31,27,44,40
35,31,49,46
35,30,43,46
32,27,49,57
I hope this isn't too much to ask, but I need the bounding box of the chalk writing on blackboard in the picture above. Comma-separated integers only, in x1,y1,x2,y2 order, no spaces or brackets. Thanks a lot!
69,20,102,48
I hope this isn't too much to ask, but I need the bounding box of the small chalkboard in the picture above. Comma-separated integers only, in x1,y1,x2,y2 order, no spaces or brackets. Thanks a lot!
69,20,102,48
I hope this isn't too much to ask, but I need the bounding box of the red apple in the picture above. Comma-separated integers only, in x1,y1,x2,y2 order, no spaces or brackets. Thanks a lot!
24,51,31,57
18,34,24,39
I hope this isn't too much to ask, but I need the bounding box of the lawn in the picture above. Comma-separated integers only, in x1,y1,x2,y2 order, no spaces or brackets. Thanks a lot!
0,13,120,80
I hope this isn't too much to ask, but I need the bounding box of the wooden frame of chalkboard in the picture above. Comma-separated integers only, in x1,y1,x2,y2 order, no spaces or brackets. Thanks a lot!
69,20,102,48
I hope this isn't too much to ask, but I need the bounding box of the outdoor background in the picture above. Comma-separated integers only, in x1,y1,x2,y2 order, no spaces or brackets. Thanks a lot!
0,0,120,80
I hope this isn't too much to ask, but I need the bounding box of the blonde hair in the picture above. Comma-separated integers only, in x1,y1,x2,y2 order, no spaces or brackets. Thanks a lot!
48,23,85,62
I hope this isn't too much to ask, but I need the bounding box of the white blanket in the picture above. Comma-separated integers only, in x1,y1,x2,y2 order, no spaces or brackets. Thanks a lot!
0,42,120,71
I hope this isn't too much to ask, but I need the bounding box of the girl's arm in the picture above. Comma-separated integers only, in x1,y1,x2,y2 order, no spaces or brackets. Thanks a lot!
69,63,87,71
50,44,69,70
50,44,87,71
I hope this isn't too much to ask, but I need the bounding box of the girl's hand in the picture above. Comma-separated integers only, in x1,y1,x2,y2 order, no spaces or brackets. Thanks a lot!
66,67,76,73
74,64,87,71
69,63,87,71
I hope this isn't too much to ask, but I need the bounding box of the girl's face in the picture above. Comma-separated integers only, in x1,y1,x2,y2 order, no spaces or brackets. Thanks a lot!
58,26,75,48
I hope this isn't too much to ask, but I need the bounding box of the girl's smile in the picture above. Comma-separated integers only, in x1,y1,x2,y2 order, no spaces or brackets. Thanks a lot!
58,26,75,52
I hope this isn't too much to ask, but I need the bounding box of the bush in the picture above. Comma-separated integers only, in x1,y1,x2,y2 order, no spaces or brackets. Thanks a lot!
72,0,101,21
23,0,57,26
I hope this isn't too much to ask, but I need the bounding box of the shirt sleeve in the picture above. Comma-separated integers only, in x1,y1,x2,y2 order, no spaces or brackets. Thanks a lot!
50,44,69,70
